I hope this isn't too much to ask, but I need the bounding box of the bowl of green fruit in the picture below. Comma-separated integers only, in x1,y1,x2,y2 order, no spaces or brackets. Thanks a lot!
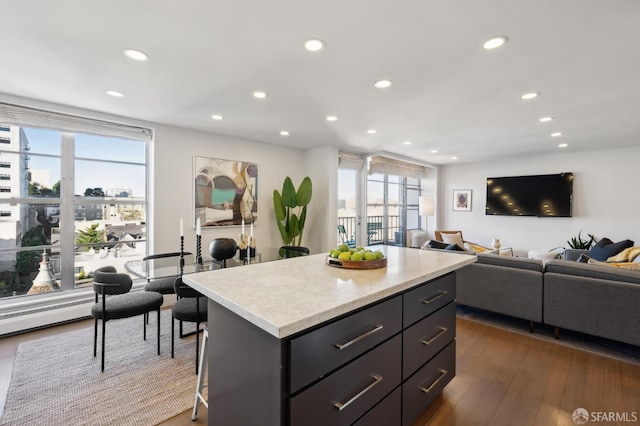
326,245,387,269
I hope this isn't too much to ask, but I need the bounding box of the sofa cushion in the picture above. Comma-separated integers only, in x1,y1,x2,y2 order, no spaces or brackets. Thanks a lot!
588,238,634,261
441,232,464,248
476,253,543,272
545,259,640,285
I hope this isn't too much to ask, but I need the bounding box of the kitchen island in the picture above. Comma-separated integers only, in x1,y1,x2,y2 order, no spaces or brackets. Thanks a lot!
183,245,475,426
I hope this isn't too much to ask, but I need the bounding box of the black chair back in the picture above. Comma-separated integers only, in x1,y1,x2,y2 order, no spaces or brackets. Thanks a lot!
93,266,132,295
174,276,202,298
279,246,310,258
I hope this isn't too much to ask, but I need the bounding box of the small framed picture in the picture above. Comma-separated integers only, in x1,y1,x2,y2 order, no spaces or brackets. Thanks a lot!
453,189,472,211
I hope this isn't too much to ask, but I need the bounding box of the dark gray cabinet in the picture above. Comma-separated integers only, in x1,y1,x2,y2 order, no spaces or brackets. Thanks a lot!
207,272,457,426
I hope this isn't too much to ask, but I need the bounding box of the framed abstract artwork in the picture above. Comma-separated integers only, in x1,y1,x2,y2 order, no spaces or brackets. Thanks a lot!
453,189,472,211
193,156,258,227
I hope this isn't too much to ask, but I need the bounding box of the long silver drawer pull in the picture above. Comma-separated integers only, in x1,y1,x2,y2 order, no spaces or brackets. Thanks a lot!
421,291,448,304
334,324,384,350
420,327,448,345
333,374,383,411
418,369,448,394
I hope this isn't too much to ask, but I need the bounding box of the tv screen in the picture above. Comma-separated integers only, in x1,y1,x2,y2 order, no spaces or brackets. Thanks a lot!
486,173,573,217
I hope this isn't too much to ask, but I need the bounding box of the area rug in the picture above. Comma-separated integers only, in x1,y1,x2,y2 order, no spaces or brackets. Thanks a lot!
0,310,207,426
457,305,640,365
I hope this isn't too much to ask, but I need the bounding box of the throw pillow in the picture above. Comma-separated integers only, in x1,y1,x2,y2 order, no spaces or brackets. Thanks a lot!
588,238,634,261
441,232,464,248
426,240,449,250
444,244,466,252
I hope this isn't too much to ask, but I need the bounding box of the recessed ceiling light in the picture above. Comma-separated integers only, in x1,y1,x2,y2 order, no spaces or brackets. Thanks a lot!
539,116,554,122
280,130,289,136
304,39,325,52
521,92,539,100
367,129,377,134
211,114,223,121
551,132,563,137
403,141,412,145
326,115,338,122
374,79,392,89
451,156,458,160
558,143,569,148
482,36,508,50
430,149,438,154
123,49,149,61
105,90,125,97
253,91,268,99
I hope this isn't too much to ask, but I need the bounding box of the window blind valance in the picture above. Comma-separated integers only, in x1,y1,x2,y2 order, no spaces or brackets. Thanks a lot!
0,103,153,141
368,155,430,179
338,151,365,170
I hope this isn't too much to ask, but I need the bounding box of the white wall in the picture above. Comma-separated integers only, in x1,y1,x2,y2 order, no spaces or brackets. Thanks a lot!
152,123,309,256
439,146,640,256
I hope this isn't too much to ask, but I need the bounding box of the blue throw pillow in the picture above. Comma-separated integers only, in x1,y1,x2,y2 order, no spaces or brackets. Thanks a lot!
445,243,466,252
427,240,449,250
588,238,634,261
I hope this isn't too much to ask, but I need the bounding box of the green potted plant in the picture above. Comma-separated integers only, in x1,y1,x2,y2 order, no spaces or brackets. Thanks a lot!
567,231,596,249
273,176,312,246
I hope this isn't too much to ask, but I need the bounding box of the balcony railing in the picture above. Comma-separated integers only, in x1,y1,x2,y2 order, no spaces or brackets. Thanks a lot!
337,215,404,246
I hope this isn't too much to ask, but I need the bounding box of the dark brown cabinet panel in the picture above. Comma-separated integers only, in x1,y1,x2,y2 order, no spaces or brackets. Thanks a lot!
403,272,455,328
402,341,456,426
289,296,402,393
352,387,401,426
402,302,456,379
290,335,402,426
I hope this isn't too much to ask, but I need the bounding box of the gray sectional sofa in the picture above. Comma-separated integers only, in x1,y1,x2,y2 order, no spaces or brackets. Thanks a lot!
456,253,640,347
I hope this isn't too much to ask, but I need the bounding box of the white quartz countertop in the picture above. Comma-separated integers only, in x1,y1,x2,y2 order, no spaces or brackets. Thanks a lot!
183,246,475,339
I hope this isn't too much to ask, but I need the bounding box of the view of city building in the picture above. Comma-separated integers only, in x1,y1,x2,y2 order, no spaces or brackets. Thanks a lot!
0,124,147,299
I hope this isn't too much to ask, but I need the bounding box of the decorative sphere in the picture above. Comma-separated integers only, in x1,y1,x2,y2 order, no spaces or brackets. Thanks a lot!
209,238,238,260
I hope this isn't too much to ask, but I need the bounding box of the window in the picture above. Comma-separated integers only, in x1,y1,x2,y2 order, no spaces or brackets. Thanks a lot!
366,173,421,246
0,137,9,144
0,125,9,132
0,120,149,300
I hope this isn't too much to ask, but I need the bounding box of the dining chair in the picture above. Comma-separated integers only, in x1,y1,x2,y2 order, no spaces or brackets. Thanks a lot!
91,266,164,372
172,276,208,374
143,251,193,295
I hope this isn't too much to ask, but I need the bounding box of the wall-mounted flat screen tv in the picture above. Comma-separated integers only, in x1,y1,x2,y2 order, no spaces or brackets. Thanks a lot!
486,173,573,217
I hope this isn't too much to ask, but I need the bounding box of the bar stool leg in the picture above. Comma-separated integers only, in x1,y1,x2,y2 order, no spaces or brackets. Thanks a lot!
192,327,209,420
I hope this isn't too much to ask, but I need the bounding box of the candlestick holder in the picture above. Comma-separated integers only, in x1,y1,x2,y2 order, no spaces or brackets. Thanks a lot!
249,235,256,258
238,233,248,261
180,236,185,276
196,235,203,265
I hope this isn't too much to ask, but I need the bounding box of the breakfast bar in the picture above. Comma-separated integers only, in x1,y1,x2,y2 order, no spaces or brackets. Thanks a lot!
183,246,475,426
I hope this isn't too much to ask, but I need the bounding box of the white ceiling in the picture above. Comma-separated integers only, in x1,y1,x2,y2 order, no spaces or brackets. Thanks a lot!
1,0,639,165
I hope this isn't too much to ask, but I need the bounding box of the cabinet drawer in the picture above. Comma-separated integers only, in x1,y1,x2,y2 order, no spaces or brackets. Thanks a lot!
290,334,402,426
403,302,456,379
402,341,455,426
403,273,455,328
352,386,401,426
289,296,402,393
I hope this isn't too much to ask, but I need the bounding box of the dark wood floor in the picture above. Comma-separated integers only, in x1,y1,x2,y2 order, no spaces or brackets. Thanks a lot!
1,316,638,425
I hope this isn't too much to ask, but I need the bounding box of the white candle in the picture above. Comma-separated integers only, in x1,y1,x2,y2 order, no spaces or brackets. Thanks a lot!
180,217,184,237
250,222,253,237
242,218,245,235
196,217,201,236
